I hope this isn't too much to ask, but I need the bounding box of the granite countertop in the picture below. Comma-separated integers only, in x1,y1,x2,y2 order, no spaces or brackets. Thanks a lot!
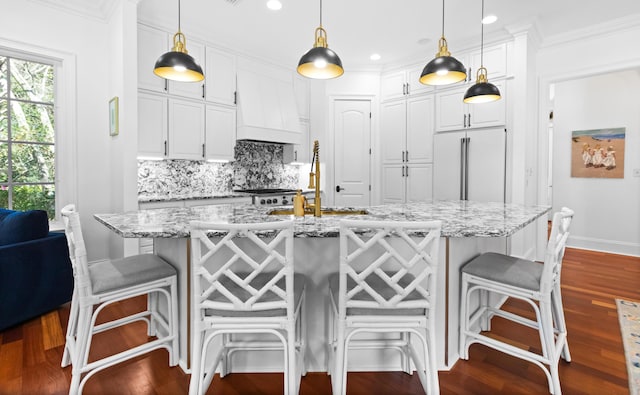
94,200,551,239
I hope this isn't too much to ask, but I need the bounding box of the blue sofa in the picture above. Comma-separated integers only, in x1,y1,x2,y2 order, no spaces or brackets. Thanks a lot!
0,209,74,331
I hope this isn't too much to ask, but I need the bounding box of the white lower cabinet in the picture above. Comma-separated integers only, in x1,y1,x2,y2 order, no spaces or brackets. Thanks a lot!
382,163,432,204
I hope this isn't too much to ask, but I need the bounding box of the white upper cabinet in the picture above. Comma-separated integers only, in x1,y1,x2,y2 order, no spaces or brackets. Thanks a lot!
205,47,237,105
138,92,168,159
435,81,506,131
205,104,236,162
283,120,310,164
138,25,169,93
168,98,205,160
381,65,434,102
167,39,206,100
465,43,509,83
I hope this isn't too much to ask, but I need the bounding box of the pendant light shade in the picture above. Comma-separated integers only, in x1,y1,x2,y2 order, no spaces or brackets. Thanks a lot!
297,0,344,79
153,0,204,82
464,0,500,103
420,0,466,86
463,67,500,103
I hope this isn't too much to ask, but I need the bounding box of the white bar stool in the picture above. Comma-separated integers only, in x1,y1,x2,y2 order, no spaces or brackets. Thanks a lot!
459,207,574,394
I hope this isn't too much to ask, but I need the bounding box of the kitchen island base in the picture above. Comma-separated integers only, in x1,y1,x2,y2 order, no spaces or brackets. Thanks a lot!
155,234,510,373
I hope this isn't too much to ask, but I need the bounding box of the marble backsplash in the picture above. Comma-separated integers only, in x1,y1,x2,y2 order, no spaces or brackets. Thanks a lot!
138,141,301,201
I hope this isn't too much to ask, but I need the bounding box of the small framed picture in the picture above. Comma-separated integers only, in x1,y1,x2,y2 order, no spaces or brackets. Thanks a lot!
109,96,119,136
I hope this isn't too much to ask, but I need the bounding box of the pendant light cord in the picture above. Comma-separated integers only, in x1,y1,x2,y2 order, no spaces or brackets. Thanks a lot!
178,0,182,32
480,0,484,66
441,0,445,37
319,0,323,27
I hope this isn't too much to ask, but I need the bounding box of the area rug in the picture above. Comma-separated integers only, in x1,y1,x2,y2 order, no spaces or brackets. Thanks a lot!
616,299,640,395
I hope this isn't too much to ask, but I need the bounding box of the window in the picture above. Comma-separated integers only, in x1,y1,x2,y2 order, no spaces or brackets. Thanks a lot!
0,55,56,218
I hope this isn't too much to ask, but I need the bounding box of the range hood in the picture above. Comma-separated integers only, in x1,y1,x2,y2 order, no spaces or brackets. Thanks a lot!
236,70,302,145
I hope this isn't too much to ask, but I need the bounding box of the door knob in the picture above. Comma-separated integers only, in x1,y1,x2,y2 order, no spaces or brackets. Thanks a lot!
336,185,343,192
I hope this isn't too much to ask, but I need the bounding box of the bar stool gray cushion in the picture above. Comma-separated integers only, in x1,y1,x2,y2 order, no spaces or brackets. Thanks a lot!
90,254,177,294
205,272,306,317
328,272,425,316
461,252,543,291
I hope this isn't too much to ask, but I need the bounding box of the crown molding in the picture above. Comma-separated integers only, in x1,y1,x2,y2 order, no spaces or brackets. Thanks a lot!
541,13,640,48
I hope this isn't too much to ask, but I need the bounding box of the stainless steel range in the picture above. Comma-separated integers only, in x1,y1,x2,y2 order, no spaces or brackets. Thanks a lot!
235,188,309,206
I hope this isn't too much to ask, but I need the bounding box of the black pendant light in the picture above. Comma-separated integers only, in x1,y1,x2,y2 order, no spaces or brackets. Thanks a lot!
297,0,344,79
420,0,466,86
153,0,204,82
464,0,501,103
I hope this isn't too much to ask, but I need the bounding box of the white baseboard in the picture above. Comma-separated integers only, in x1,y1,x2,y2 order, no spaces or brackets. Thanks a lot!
568,235,640,257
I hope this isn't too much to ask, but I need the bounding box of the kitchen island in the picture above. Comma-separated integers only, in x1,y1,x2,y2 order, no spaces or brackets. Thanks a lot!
95,200,550,373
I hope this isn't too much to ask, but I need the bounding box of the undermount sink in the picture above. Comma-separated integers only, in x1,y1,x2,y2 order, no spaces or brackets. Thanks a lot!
268,208,369,216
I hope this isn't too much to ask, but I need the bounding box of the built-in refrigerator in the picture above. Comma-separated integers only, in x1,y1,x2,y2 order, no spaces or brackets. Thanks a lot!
433,128,506,202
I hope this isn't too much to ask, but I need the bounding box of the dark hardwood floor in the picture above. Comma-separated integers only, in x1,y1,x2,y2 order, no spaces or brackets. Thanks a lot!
1,247,638,394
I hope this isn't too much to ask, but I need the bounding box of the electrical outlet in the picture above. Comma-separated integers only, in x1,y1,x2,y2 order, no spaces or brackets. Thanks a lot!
633,169,640,177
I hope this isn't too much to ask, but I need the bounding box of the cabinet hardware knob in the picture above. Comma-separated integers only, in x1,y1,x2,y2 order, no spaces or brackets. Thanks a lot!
164,140,167,156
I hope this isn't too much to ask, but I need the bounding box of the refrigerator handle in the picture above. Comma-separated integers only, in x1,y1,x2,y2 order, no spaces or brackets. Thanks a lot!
460,137,465,200
465,137,470,200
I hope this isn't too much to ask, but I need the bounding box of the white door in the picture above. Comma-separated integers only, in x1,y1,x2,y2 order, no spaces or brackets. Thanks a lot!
334,99,371,207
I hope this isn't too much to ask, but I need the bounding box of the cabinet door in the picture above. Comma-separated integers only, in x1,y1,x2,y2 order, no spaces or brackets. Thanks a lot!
407,65,434,96
205,104,236,162
205,47,236,105
467,43,508,82
380,71,407,102
138,92,167,159
380,100,407,164
467,81,506,129
406,163,433,202
283,120,310,164
168,39,206,100
168,98,205,160
406,94,434,163
138,25,169,93
382,164,406,204
435,87,466,131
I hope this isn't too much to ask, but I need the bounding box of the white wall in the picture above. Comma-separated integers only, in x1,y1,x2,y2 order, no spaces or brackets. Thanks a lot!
552,70,640,256
537,19,640,256
1,0,116,260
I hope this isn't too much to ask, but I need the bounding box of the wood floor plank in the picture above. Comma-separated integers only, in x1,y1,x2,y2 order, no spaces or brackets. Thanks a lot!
41,311,65,351
0,247,637,394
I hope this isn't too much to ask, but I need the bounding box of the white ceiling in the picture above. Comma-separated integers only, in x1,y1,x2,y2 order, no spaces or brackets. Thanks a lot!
35,0,640,70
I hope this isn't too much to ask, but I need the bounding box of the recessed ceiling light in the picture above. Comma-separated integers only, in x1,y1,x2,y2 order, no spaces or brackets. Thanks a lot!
266,0,282,10
417,38,431,46
370,53,381,61
482,14,497,24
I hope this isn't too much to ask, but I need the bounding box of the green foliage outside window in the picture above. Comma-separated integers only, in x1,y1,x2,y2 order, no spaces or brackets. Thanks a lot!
0,56,56,219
